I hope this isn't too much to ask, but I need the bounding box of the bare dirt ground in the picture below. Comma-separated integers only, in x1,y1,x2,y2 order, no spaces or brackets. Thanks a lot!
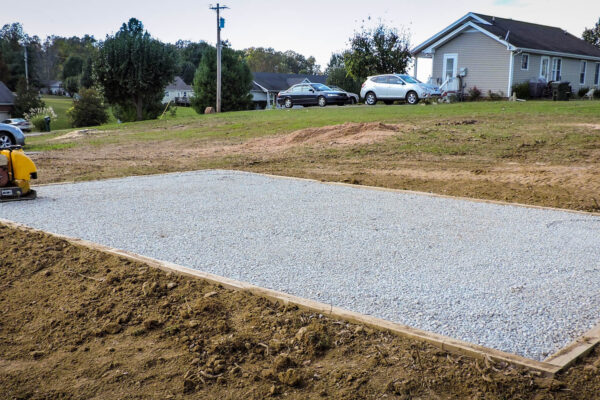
31,120,600,212
2,224,600,399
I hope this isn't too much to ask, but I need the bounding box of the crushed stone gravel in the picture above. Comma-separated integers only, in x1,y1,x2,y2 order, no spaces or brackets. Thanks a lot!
2,170,599,360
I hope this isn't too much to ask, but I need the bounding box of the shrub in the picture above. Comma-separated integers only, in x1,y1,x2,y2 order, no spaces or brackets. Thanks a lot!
67,88,109,127
24,107,58,131
593,89,600,100
467,86,481,101
577,87,590,98
488,90,505,100
511,82,530,99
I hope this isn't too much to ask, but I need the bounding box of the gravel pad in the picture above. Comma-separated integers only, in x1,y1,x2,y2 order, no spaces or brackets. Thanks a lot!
2,170,599,360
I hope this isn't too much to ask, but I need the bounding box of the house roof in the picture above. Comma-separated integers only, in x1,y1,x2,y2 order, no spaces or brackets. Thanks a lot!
252,72,327,92
0,81,15,105
413,12,600,59
46,80,62,87
165,76,192,91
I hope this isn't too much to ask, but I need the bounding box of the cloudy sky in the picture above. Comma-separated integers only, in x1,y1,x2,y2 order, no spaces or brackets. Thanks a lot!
3,0,599,80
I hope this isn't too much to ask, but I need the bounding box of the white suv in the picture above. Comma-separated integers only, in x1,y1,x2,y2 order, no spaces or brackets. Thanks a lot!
360,74,440,105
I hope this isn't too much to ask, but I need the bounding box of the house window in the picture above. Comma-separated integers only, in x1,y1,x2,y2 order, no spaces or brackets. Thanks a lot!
521,54,529,70
552,58,562,81
540,56,550,81
595,63,600,86
580,61,587,85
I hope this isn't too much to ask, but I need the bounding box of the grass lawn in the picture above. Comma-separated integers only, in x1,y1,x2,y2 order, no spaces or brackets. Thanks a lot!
26,100,600,212
40,95,74,131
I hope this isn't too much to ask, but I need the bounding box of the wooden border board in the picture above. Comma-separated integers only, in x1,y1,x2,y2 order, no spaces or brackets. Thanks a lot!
7,218,600,377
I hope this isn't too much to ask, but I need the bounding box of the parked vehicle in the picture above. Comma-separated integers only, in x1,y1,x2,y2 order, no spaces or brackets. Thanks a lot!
277,83,348,108
360,74,441,105
328,85,359,104
0,123,26,149
2,118,32,133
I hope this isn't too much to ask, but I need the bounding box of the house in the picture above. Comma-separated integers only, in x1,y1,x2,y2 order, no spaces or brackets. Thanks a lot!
0,82,15,120
163,76,194,106
412,12,600,97
251,72,327,109
42,80,64,95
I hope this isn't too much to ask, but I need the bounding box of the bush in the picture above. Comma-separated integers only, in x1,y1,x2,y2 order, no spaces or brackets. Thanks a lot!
467,86,481,101
577,87,590,98
488,90,505,100
511,82,530,99
593,89,600,100
67,88,109,127
24,107,58,132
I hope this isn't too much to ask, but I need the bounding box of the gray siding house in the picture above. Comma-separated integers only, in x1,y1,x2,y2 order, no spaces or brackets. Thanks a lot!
0,81,15,120
412,12,600,97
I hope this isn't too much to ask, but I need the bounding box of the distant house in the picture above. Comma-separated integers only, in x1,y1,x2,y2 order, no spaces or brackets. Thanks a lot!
412,12,600,97
43,80,64,95
251,72,328,109
163,76,194,106
0,82,15,120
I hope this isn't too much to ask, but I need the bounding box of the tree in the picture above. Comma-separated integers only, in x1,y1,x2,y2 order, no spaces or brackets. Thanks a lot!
95,18,177,121
62,55,83,79
13,78,45,117
344,24,412,81
325,52,361,94
64,75,79,96
191,46,253,113
80,57,94,89
244,47,321,74
0,23,42,90
583,18,600,48
67,88,109,127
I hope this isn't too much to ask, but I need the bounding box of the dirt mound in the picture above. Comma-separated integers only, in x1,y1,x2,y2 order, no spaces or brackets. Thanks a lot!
277,122,402,146
50,129,103,142
2,223,600,399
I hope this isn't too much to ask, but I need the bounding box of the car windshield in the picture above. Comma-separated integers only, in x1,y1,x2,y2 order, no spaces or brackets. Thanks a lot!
310,83,331,91
398,75,421,84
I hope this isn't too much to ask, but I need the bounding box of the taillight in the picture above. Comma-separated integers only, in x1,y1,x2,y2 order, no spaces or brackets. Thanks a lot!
361,83,366,88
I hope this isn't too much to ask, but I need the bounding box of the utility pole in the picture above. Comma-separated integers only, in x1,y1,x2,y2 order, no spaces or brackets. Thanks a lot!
24,45,29,89
209,3,228,113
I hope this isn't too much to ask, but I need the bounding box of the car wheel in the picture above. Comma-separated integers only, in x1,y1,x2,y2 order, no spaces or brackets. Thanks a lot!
284,98,293,108
318,96,327,107
0,133,14,149
406,91,419,105
384,100,394,105
350,98,356,105
365,92,377,105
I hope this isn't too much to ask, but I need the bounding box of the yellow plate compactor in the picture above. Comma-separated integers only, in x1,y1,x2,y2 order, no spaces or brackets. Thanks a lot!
0,145,38,202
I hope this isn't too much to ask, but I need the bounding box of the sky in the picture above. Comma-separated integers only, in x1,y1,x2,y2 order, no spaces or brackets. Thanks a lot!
3,0,600,81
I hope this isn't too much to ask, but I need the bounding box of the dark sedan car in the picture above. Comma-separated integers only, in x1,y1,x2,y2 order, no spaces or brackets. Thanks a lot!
277,83,348,108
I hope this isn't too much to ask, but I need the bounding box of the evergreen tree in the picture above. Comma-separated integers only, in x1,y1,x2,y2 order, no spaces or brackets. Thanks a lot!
191,46,253,113
95,18,176,121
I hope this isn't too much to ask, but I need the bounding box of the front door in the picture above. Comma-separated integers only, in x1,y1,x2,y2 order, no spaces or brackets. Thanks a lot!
442,54,458,82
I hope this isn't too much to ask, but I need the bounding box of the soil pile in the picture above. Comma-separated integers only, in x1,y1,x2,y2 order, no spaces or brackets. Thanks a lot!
1,224,599,399
275,122,403,146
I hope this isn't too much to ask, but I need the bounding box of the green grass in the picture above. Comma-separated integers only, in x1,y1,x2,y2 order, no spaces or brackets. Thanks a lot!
41,95,74,131
26,100,600,151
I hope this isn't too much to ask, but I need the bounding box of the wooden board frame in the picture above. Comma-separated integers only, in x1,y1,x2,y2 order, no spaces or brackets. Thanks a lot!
3,218,599,377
